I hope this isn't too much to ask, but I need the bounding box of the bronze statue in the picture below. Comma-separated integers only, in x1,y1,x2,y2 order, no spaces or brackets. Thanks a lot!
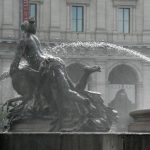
2,18,117,132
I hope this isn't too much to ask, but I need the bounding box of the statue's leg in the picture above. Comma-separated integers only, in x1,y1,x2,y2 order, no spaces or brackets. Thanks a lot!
55,68,88,102
11,67,37,110
75,65,101,91
22,66,39,84
54,68,90,130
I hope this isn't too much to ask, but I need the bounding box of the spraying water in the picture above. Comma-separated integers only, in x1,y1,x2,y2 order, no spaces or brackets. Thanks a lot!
1,41,150,81
46,41,150,62
0,71,10,81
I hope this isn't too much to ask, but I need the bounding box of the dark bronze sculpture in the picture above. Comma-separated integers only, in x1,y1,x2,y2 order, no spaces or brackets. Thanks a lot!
2,18,117,132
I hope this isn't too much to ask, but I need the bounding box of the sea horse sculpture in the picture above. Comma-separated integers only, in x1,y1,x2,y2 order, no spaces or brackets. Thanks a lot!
2,18,117,132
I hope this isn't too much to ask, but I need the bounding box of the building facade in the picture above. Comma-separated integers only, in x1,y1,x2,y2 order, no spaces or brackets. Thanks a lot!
1,0,150,130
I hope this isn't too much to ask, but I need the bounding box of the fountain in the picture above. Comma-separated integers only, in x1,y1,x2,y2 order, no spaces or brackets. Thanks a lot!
1,17,150,150
1,18,150,133
0,18,118,132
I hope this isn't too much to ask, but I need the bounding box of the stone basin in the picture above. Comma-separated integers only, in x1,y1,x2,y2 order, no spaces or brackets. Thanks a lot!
129,109,150,132
130,109,150,122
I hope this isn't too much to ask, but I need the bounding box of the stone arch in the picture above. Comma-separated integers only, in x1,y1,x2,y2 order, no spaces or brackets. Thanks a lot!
107,63,141,105
65,59,90,67
108,64,138,84
107,62,142,83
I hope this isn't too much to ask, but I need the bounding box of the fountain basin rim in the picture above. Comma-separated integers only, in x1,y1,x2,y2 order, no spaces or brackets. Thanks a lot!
130,109,150,122
1,132,150,135
130,109,150,116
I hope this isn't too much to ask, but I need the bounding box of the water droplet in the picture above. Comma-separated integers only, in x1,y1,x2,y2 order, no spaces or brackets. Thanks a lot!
43,41,150,62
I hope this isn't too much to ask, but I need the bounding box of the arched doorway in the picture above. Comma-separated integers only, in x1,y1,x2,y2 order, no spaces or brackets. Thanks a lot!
108,64,138,131
108,64,138,84
108,64,139,104
66,63,92,90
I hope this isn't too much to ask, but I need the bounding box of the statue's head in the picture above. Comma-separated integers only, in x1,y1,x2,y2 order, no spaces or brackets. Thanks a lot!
28,17,35,24
21,17,36,35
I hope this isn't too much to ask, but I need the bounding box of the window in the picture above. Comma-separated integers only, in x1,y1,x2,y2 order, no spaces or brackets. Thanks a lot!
29,3,37,23
72,6,84,32
118,8,130,33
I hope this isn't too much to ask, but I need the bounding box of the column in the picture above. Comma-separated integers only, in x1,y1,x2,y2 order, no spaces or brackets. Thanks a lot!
143,0,150,31
66,4,71,31
135,82,143,109
143,0,150,42
39,0,50,29
2,0,13,25
132,7,136,33
96,0,106,31
113,6,117,32
39,0,51,41
50,0,60,39
0,0,3,27
86,5,90,31
2,0,15,39
143,63,150,109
